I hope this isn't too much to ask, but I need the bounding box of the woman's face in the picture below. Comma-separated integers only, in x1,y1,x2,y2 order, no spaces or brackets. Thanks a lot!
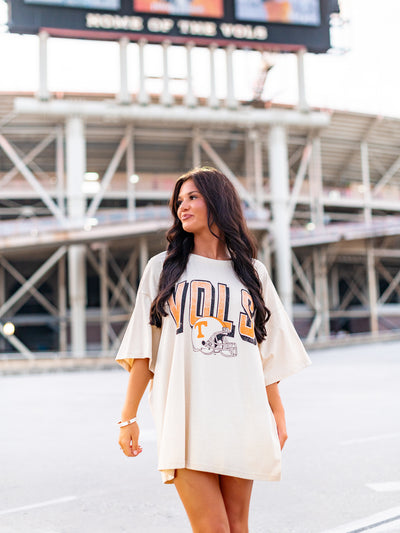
176,179,209,235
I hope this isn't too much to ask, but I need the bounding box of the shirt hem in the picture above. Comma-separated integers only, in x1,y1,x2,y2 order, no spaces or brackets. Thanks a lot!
159,462,281,484
115,355,153,373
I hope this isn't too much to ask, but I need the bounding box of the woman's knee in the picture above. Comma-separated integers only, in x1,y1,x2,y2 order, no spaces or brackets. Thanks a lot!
228,519,249,533
195,518,230,533
226,509,250,533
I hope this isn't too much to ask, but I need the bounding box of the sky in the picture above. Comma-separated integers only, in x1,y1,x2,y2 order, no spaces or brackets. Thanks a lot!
0,0,400,118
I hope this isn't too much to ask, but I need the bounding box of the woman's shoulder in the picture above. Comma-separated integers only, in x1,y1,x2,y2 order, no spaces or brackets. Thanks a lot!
252,258,269,279
147,251,167,269
139,251,166,293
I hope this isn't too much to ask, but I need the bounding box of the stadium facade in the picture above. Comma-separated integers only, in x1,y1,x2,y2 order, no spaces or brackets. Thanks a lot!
1,38,400,358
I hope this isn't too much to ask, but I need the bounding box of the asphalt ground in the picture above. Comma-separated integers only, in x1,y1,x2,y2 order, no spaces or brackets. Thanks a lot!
0,341,399,533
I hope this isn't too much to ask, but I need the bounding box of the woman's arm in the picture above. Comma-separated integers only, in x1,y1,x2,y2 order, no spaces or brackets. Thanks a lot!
118,358,153,457
266,382,288,450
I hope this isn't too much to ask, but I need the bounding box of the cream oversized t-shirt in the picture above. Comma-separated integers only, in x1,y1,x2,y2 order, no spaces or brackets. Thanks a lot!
116,252,311,483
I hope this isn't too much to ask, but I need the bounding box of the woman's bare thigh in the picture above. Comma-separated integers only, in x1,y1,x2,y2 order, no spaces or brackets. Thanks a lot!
219,475,254,533
173,469,230,533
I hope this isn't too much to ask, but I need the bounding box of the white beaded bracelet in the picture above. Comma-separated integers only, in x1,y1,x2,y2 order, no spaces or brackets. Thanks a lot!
117,417,137,428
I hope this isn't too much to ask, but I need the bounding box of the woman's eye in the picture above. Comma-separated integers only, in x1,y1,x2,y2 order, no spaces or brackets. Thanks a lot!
190,195,197,200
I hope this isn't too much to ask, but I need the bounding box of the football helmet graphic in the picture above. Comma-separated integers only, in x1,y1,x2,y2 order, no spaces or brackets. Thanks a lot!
192,316,237,358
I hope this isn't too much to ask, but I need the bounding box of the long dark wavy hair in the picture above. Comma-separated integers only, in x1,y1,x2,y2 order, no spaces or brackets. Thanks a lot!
150,167,271,343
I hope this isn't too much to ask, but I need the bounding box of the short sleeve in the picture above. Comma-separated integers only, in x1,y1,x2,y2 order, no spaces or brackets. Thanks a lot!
255,260,311,386
115,252,165,373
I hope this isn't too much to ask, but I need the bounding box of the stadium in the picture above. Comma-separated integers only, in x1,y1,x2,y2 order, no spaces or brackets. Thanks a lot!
1,0,400,363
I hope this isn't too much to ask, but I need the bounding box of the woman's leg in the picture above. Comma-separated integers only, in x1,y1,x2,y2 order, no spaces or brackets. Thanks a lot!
173,469,230,533
219,475,254,533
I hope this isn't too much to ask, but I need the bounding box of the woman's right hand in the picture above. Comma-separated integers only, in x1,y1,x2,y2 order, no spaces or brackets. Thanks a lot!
118,421,143,457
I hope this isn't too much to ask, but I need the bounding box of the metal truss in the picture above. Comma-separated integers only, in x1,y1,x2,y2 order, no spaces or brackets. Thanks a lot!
1,95,400,356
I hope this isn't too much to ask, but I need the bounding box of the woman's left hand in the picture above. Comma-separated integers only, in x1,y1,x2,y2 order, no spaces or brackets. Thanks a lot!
273,410,288,450
266,382,288,450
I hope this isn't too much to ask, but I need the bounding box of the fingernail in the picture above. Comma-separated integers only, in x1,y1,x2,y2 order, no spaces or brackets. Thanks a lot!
133,450,138,456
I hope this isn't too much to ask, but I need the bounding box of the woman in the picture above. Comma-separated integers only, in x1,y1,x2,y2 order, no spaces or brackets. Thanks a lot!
116,167,310,532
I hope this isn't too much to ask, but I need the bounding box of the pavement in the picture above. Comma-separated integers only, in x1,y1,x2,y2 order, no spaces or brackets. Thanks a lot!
0,341,399,533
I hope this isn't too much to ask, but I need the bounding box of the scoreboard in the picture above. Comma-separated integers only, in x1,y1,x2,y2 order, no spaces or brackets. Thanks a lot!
7,0,339,52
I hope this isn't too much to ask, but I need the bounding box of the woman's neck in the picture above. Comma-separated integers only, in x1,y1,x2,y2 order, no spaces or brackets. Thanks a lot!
192,234,229,260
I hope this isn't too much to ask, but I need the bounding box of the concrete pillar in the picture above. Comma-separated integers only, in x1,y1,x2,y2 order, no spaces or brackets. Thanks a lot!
268,124,293,318
330,264,340,309
361,142,372,224
129,250,139,299
58,255,67,353
118,37,131,105
126,125,136,221
244,131,253,192
161,41,173,107
259,232,272,274
0,265,5,351
56,126,65,215
252,130,264,217
138,39,149,105
66,116,87,356
309,136,324,227
296,49,309,113
192,128,201,168
225,45,238,110
314,247,330,338
366,242,379,334
139,237,149,277
184,42,197,108
208,45,219,109
37,31,50,101
100,245,109,353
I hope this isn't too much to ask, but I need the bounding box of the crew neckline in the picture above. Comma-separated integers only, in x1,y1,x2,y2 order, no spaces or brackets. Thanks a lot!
190,253,232,263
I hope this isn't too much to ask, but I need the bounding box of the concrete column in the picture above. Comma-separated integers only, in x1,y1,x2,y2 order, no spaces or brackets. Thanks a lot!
100,245,109,353
361,142,372,224
66,116,87,356
225,45,238,110
259,232,272,274
37,31,50,101
118,37,131,105
296,49,309,113
139,236,149,277
161,41,173,107
208,45,219,109
0,265,5,351
268,124,293,318
244,131,253,192
129,250,138,299
192,128,201,168
252,130,264,217
138,39,149,105
330,264,340,309
366,242,379,334
56,126,65,215
309,136,324,227
58,255,67,353
314,247,330,338
126,125,136,221
184,42,197,108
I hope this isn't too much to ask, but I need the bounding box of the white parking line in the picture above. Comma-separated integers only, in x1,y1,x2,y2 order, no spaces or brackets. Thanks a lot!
340,432,400,446
0,496,77,516
319,506,400,533
366,481,400,493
